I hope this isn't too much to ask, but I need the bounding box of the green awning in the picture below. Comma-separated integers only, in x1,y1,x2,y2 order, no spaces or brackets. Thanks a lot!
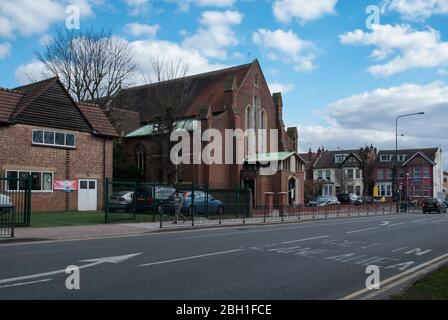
246,151,296,163
126,119,199,138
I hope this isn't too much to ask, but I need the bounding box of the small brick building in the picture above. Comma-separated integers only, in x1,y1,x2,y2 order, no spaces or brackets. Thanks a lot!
0,78,118,212
111,60,305,207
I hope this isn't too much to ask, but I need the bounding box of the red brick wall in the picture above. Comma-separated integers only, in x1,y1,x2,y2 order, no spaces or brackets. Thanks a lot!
0,124,113,212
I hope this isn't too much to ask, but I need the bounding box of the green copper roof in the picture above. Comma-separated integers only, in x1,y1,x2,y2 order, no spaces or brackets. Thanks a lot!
246,151,296,163
126,119,199,138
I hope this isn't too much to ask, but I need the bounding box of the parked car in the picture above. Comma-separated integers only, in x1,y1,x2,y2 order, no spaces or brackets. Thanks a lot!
109,191,134,212
337,193,359,204
134,186,176,213
422,198,447,214
307,196,340,207
0,194,14,214
165,191,225,215
358,196,374,204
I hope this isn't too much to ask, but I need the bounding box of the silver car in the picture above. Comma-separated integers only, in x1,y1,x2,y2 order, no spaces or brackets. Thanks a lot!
109,191,134,212
0,194,14,213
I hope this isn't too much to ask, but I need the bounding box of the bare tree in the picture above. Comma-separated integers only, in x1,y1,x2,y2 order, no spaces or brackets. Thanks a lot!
35,27,136,118
142,57,197,184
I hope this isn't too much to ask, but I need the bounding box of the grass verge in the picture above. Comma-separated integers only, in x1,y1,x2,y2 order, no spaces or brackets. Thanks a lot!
392,265,448,300
29,211,161,228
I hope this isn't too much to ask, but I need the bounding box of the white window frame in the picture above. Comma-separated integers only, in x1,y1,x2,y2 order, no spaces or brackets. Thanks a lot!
335,154,347,164
398,154,407,162
32,129,76,149
378,183,393,197
5,170,54,193
380,155,392,162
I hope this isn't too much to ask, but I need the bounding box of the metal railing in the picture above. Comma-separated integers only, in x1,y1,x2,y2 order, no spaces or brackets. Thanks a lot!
0,175,31,237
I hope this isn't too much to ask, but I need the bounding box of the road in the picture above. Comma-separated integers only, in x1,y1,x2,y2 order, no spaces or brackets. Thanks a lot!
1,213,448,300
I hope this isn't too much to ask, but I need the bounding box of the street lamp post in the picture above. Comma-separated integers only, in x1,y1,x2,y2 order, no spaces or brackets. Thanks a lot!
395,112,425,213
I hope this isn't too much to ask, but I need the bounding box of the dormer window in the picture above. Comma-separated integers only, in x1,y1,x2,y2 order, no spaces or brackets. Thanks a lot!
335,154,347,164
380,155,393,162
398,154,407,162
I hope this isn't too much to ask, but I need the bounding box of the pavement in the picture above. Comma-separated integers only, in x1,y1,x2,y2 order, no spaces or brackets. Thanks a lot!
1,212,448,300
1,209,400,242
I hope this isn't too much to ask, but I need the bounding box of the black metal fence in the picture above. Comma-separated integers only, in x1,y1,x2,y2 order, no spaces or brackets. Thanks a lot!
104,179,250,225
104,179,398,227
0,174,33,227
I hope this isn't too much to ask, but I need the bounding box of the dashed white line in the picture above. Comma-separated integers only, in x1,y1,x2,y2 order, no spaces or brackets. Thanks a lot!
281,235,330,244
0,279,53,289
140,249,244,267
346,227,378,234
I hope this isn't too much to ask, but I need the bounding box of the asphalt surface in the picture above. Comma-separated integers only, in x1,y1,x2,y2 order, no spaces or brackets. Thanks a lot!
0,213,448,300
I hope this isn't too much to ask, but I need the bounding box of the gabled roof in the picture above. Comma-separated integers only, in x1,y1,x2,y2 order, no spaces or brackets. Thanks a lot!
0,77,117,138
0,88,23,124
402,151,436,166
107,61,255,123
314,150,363,169
375,148,439,167
78,103,119,138
13,77,58,118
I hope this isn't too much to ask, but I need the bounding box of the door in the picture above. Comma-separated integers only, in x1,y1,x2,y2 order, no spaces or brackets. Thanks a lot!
78,179,98,211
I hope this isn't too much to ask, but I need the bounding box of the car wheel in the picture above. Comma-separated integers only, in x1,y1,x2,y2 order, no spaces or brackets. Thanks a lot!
216,205,224,215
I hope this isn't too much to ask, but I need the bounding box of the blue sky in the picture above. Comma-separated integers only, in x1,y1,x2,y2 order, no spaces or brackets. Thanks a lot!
1,0,448,165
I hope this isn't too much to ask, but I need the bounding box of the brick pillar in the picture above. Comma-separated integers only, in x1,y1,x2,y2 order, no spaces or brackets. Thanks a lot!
264,192,274,216
278,192,288,216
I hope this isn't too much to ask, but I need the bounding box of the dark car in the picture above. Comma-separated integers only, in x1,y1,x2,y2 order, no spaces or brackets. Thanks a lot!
165,191,225,215
422,198,447,214
337,193,358,204
134,186,176,213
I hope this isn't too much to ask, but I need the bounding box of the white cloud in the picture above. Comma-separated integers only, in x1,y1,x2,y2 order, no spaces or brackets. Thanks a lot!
129,39,228,84
125,23,160,38
340,24,448,77
182,10,243,60
269,82,295,94
0,42,11,59
273,0,337,24
296,82,448,166
253,29,316,72
0,0,96,38
15,60,47,84
167,0,236,12
125,0,151,15
382,0,448,21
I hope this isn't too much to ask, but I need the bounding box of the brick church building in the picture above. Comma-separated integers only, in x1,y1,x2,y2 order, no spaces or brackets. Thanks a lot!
112,60,305,207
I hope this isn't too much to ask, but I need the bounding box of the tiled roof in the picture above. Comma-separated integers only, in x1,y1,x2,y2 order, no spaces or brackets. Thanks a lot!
78,103,119,137
1,77,117,138
108,61,254,123
0,88,23,123
375,148,439,167
12,77,59,119
314,150,363,169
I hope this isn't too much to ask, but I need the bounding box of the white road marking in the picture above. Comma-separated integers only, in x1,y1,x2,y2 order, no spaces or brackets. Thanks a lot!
340,252,448,300
387,222,408,227
0,253,142,285
346,227,378,234
391,247,408,253
140,249,244,267
281,235,330,244
0,279,53,289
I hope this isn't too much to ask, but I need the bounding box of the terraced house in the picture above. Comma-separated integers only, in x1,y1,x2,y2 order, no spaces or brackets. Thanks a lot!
313,147,376,197
373,148,444,203
0,78,118,212
111,60,305,208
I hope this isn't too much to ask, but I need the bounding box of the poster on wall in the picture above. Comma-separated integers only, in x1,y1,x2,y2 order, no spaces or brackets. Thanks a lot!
54,180,78,193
